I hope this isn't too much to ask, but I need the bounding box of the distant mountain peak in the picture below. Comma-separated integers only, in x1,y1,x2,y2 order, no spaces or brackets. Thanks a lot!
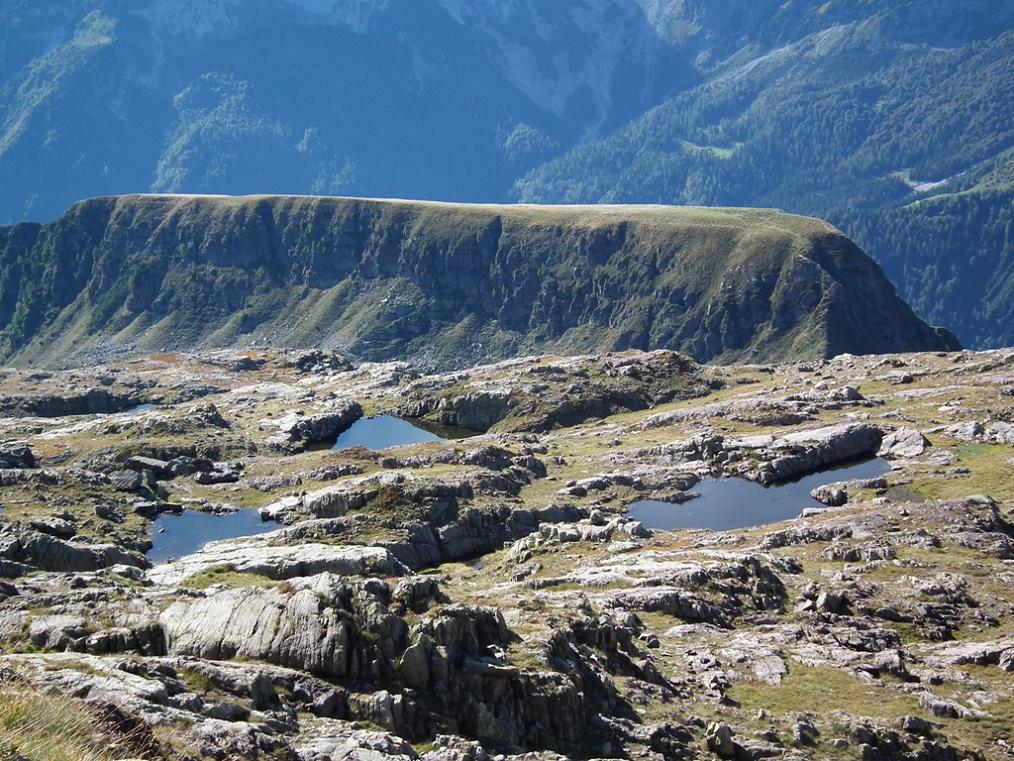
139,0,393,37
139,0,241,38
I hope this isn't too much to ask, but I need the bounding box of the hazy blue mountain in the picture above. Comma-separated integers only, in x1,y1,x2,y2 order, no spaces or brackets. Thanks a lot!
0,0,690,222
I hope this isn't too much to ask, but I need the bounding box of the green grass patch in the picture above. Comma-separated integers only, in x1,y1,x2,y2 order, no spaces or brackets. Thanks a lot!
729,665,921,720
180,564,286,591
176,667,218,696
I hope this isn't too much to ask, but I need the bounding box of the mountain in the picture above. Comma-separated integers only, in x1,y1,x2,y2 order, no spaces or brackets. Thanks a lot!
0,0,690,222
0,193,958,369
1,0,1011,350
512,1,1014,349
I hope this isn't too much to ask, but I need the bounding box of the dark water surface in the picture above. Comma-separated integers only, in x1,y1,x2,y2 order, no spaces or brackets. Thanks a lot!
627,458,891,531
331,415,451,450
147,509,274,563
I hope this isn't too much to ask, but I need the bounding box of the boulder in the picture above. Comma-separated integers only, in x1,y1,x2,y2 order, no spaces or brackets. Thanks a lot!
0,441,35,469
987,421,1014,445
193,468,240,485
93,503,124,522
898,716,935,737
811,484,848,507
125,456,173,478
398,635,433,689
148,540,407,585
111,469,145,492
268,401,363,447
705,722,737,758
189,402,229,428
755,423,884,484
28,516,76,539
879,428,930,459
947,421,984,441
204,702,251,722
918,693,988,720
167,456,214,477
815,591,849,615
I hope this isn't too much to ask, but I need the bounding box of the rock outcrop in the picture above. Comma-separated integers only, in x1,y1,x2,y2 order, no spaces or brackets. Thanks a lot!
0,525,145,575
752,423,885,484
879,428,932,459
266,401,363,449
0,441,35,468
0,389,142,417
148,541,407,586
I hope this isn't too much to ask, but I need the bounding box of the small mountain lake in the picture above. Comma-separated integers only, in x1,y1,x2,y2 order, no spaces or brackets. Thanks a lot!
626,457,891,532
122,403,157,415
332,415,473,451
147,508,275,563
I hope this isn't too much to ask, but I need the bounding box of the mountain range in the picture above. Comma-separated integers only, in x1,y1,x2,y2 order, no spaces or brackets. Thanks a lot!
1,0,1012,351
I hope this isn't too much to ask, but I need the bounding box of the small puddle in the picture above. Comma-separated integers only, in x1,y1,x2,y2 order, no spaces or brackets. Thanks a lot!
147,509,275,563
332,415,467,451
627,458,891,532
123,403,157,415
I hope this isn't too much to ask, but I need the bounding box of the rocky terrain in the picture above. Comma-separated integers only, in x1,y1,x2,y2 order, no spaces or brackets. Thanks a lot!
0,345,1012,759
0,194,958,370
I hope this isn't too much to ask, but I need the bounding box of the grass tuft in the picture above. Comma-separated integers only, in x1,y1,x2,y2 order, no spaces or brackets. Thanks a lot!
0,679,142,761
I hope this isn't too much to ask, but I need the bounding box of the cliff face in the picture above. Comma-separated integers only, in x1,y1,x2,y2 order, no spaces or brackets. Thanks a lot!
0,194,959,368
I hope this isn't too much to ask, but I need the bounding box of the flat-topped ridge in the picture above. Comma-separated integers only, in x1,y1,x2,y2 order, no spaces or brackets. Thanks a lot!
0,194,957,369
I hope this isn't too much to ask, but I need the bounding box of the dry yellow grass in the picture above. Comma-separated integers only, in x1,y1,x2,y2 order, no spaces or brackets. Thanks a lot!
0,680,143,761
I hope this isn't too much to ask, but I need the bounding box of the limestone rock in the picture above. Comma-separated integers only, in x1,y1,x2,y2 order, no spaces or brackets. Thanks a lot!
918,692,988,720
161,580,405,678
0,527,145,575
879,428,930,459
926,637,1014,671
429,390,513,431
267,401,363,447
811,484,848,507
754,423,884,484
706,721,737,758
148,540,407,585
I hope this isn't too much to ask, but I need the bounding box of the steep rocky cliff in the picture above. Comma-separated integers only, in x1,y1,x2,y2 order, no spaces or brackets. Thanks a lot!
0,194,958,368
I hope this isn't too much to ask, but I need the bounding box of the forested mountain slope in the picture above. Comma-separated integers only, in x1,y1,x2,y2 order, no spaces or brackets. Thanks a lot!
0,0,690,222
